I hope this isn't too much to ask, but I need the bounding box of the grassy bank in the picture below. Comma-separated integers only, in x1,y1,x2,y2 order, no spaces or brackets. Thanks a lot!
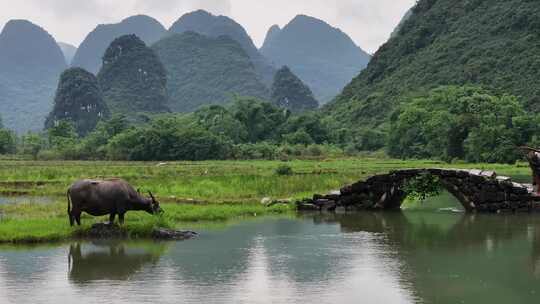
0,159,532,201
0,158,534,243
0,201,292,243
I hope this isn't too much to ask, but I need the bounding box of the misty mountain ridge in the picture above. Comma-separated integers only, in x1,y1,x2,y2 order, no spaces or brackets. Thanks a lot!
0,19,65,73
169,9,276,84
58,42,77,65
0,11,374,133
261,14,371,103
0,19,66,133
152,31,268,112
71,15,166,74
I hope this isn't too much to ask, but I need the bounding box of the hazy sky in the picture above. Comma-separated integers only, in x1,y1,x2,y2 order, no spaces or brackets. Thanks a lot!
0,0,415,53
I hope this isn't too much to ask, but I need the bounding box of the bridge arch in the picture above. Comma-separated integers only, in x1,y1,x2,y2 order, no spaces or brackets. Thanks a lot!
297,169,540,213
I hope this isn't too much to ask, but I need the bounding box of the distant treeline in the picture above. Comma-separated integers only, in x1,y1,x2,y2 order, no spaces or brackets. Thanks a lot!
0,97,347,161
1,85,538,164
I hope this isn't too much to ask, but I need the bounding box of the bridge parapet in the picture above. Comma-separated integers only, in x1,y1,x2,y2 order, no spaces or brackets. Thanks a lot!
297,168,540,213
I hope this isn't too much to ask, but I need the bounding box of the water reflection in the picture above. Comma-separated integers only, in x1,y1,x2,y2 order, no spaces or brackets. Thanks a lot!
0,195,55,205
68,241,166,284
309,212,540,303
0,212,539,303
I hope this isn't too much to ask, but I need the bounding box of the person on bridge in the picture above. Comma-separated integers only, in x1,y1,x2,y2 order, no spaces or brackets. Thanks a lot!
521,146,540,195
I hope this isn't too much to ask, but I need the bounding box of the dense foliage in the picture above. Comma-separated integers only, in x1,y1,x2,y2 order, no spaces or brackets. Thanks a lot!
0,116,16,154
0,98,342,161
261,15,370,102
169,10,275,84
0,20,66,133
45,68,110,136
388,86,539,163
271,66,318,112
72,15,166,74
328,0,540,131
152,32,268,112
97,34,169,116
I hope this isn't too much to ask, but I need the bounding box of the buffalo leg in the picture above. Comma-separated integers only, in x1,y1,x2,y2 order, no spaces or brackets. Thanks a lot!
68,212,74,226
109,213,116,225
70,207,82,226
75,212,81,226
118,213,125,225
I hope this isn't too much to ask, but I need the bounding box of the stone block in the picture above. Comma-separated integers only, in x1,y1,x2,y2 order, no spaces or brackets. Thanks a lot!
341,185,353,195
456,170,470,178
481,171,497,179
470,175,486,184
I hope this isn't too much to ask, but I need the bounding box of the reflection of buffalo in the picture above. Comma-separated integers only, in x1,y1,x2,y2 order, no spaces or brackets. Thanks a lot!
68,242,165,284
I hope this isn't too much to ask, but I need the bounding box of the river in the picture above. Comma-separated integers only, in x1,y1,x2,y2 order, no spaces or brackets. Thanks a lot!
1,210,540,303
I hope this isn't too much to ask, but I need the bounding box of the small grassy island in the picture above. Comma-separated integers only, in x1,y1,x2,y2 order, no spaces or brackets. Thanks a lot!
0,158,533,243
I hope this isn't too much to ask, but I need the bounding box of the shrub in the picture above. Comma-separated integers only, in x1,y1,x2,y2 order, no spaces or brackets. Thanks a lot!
275,164,293,176
306,144,323,157
283,130,314,145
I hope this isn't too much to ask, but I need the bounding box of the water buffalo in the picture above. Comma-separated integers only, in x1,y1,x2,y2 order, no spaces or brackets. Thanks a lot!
67,178,162,226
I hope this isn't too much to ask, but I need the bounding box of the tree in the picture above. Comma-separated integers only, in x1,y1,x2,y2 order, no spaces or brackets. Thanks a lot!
283,130,314,145
77,115,130,159
388,86,536,163
279,112,329,144
20,133,45,160
47,120,78,159
194,105,248,143
0,128,16,154
231,97,290,142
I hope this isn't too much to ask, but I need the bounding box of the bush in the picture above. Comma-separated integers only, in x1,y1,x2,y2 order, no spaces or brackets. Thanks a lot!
344,144,358,156
275,164,293,176
306,144,323,157
107,125,232,161
283,130,314,145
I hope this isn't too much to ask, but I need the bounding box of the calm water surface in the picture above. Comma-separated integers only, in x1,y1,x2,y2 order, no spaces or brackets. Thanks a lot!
1,211,540,303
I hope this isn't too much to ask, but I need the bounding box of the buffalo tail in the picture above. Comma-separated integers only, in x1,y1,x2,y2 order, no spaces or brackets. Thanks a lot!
67,189,71,217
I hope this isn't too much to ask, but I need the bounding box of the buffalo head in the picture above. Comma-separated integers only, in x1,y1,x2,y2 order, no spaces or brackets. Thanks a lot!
147,191,163,214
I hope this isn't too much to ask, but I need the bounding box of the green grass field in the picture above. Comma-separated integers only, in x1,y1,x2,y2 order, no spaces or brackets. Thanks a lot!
0,158,534,243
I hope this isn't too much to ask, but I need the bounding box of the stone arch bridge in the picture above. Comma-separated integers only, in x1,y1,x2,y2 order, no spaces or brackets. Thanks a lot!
297,168,540,213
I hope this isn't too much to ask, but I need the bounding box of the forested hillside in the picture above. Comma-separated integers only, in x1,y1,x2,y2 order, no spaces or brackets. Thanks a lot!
152,32,268,112
97,35,169,116
271,66,318,113
328,0,540,130
72,15,166,74
169,10,275,84
45,68,110,136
